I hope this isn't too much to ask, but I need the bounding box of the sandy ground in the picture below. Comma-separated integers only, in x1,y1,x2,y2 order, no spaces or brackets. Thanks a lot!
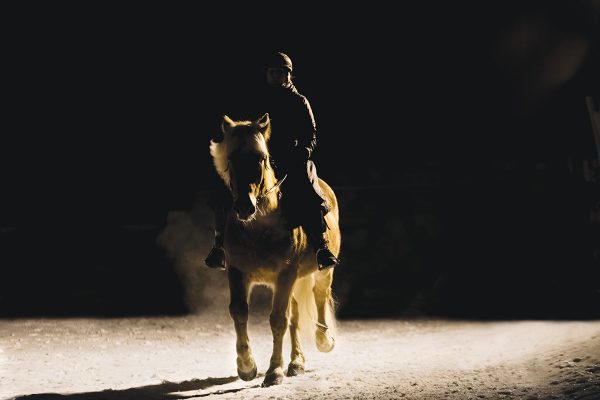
1,311,599,400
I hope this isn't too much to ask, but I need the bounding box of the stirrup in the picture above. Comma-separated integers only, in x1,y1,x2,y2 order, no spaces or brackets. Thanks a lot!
316,247,339,271
205,247,226,270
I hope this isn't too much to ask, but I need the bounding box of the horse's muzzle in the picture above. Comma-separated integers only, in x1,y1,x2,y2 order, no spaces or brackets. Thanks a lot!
233,198,256,221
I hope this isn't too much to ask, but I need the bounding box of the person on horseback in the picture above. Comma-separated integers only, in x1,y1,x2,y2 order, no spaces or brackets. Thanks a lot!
205,51,339,271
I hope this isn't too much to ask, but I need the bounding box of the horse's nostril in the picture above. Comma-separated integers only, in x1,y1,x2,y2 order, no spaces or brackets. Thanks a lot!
234,200,255,220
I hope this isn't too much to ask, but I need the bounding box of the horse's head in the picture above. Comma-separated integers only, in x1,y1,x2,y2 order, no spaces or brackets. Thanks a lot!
210,113,277,222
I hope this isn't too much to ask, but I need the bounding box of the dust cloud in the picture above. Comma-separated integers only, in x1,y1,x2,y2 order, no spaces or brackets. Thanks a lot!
156,194,229,313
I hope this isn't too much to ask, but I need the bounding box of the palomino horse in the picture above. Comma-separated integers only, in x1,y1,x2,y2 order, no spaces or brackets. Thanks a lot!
209,113,340,387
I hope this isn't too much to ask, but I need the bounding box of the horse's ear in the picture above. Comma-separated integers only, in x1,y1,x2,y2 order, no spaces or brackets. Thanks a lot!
256,113,271,141
257,113,270,128
221,115,235,133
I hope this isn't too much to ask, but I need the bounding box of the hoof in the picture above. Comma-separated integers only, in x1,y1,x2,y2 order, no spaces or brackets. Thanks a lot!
262,367,284,387
237,359,257,381
286,361,305,377
316,329,335,353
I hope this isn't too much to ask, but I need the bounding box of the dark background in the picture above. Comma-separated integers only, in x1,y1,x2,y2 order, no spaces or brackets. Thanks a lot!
1,1,599,319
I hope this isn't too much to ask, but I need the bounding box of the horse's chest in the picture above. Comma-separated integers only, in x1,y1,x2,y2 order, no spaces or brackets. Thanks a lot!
226,225,294,269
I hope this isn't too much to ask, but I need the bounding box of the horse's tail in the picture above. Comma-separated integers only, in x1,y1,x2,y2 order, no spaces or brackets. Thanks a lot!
292,272,337,349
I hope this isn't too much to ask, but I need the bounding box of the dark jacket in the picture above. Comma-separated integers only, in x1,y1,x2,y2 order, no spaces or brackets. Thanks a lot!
253,83,328,224
254,83,317,174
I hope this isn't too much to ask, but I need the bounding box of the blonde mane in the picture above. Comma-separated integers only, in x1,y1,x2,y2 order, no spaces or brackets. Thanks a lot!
209,138,232,188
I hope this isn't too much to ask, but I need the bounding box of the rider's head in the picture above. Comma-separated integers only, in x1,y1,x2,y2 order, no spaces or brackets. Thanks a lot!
265,52,293,88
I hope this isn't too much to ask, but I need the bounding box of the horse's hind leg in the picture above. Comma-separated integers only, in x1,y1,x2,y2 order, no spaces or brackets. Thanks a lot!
263,269,296,387
286,296,305,377
228,266,257,381
314,269,335,352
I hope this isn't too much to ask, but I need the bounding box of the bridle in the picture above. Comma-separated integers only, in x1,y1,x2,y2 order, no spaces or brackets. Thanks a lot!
227,155,287,203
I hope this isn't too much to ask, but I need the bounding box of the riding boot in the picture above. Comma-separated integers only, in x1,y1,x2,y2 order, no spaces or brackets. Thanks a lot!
205,207,226,270
305,211,339,271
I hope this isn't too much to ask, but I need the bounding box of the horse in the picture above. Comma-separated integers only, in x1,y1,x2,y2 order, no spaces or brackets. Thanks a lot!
209,113,341,387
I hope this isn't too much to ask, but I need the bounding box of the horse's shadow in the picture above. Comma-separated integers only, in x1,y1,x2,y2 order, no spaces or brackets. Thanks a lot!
14,375,263,400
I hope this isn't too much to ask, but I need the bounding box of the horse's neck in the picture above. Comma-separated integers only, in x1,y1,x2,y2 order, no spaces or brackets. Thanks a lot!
255,190,282,227
254,207,284,230
231,196,288,244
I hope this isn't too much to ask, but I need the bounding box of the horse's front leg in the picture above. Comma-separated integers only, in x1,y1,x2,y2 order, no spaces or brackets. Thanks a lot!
286,295,305,377
228,266,257,381
263,268,297,387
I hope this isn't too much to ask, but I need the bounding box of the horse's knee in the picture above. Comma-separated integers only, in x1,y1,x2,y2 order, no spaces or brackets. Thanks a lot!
289,313,299,327
313,284,331,298
314,271,334,288
229,302,248,320
269,312,288,333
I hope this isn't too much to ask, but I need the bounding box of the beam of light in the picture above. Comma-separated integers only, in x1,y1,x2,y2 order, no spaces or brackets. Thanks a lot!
2,316,599,399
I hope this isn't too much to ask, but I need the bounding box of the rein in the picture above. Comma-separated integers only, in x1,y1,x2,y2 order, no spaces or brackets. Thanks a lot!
257,173,287,202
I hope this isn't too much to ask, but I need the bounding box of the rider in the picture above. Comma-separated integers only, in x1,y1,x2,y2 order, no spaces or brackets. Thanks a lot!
205,51,339,271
